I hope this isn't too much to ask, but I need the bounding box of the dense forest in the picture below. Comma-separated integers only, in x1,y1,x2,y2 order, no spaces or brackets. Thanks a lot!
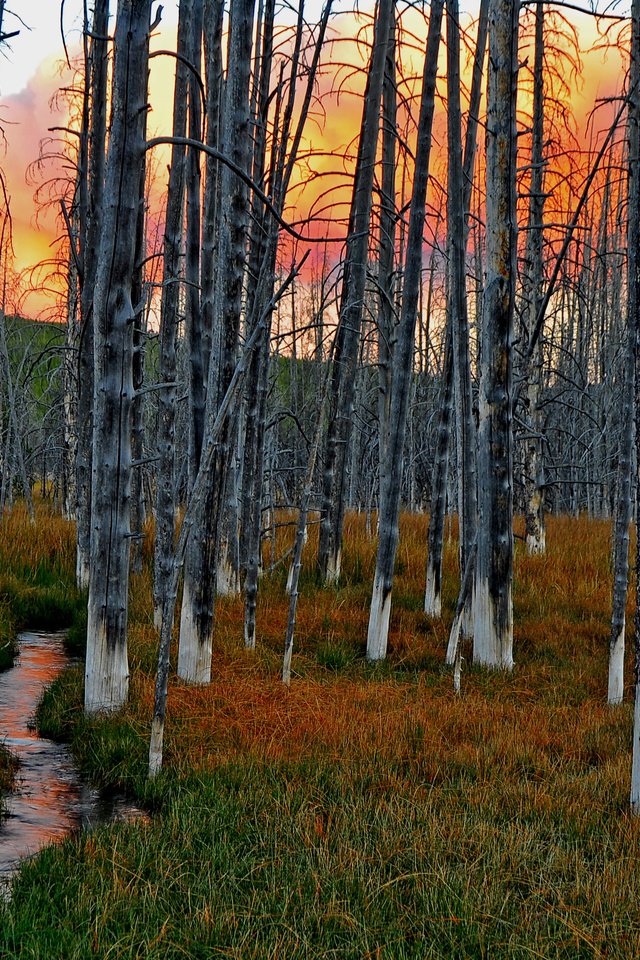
2,0,640,954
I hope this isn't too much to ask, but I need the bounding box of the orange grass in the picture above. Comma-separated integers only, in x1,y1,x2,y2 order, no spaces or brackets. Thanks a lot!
100,511,634,824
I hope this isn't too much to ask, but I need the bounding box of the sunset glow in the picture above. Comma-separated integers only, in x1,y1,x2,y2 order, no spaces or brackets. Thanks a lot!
0,4,631,320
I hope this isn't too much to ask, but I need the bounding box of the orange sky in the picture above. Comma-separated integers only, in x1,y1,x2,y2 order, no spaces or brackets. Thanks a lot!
0,6,629,320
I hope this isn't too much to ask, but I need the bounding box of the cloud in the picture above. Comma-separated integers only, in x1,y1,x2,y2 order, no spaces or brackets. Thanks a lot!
1,51,76,317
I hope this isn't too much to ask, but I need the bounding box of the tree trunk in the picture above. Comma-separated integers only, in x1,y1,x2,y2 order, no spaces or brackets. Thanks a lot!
317,0,393,584
85,0,151,713
522,3,546,556
367,0,444,661
178,0,255,683
631,0,640,813
185,0,205,488
152,0,192,630
424,0,487,618
241,0,332,649
424,329,453,616
377,12,397,476
447,0,477,628
76,0,109,589
473,0,518,670
610,0,639,706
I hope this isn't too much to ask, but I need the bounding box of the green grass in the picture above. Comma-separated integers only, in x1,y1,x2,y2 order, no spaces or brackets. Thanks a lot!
0,742,18,821
2,757,640,959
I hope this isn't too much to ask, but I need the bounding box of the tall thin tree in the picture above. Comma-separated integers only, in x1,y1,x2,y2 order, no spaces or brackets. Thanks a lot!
85,0,152,713
473,0,518,670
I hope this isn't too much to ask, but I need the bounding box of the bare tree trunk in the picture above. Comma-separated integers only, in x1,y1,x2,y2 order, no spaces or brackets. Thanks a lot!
424,329,452,616
522,3,546,556
473,0,518,670
631,0,640,811
85,0,151,714
377,12,397,472
424,0,487,618
76,0,109,589
129,100,149,576
185,0,205,488
613,0,640,706
178,0,255,683
242,0,332,649
62,245,79,522
317,0,393,584
447,0,477,629
153,0,192,630
367,0,444,660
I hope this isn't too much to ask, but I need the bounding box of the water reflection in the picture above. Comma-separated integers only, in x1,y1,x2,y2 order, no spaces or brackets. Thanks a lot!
0,631,146,886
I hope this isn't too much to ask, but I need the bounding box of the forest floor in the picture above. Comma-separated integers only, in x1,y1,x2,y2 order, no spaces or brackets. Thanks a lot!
0,503,639,958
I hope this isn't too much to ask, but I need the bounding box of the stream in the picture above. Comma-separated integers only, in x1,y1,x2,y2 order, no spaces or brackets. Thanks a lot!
0,630,147,889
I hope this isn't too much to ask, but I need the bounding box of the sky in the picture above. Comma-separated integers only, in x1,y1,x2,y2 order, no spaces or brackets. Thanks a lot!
0,0,630,319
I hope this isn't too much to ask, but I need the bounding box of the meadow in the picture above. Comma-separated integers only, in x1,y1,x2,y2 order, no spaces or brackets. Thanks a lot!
0,503,639,958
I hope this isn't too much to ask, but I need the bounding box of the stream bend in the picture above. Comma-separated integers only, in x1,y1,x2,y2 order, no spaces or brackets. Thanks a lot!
0,630,146,886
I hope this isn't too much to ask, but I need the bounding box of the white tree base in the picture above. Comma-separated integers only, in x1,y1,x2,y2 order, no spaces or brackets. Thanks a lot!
608,624,625,705
177,580,212,683
325,548,341,585
76,554,90,592
473,574,513,670
84,618,129,714
148,717,164,778
424,562,442,618
217,557,240,597
526,530,546,555
367,576,392,661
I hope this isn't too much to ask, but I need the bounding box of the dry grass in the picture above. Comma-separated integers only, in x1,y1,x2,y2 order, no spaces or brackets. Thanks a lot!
91,509,634,840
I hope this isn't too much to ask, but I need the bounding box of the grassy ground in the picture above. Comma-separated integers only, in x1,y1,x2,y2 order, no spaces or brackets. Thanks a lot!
1,506,639,957
0,503,81,669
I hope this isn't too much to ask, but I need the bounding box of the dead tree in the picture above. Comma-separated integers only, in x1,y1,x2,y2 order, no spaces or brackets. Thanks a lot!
76,0,109,589
613,0,639,705
317,0,393,584
85,0,151,713
367,0,444,660
473,0,518,670
178,0,255,683
153,0,192,629
522,3,547,556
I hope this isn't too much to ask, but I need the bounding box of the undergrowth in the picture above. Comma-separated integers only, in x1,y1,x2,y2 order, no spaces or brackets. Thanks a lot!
0,503,84,670
0,506,638,957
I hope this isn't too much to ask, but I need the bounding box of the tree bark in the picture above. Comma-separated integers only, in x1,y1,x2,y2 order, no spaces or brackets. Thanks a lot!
152,0,192,630
377,12,397,473
473,0,518,670
424,0,487,618
611,0,639,706
522,3,546,556
317,0,393,584
76,0,109,589
85,0,151,713
178,0,255,683
447,0,477,629
367,0,444,661
631,0,640,813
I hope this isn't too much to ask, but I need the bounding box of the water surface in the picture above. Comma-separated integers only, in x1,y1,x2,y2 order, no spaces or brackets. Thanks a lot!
0,631,146,886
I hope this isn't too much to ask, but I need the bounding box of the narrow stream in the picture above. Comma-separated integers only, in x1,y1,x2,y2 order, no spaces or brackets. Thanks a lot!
0,631,147,888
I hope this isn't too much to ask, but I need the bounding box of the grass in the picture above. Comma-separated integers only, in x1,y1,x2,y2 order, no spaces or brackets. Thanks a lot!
1,505,640,957
0,503,83,671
